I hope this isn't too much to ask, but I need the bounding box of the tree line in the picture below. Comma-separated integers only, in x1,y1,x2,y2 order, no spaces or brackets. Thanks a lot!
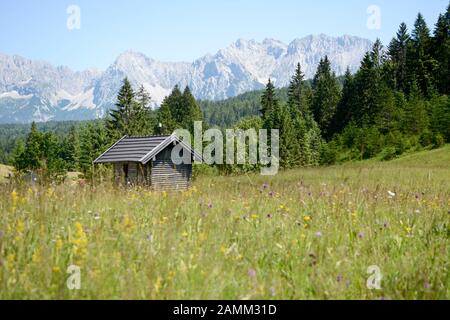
258,6,449,167
9,78,204,181
6,4,450,180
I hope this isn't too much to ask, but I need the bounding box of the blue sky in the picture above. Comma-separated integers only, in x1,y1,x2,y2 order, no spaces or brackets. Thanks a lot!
0,0,447,70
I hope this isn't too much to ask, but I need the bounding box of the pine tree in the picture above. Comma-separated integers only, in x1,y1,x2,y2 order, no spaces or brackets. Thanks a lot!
25,122,43,170
182,86,203,132
432,7,450,95
79,121,109,178
166,85,184,126
156,97,177,135
270,103,299,168
311,56,340,138
133,84,155,135
429,95,450,141
286,63,321,166
375,84,402,135
287,63,310,118
59,125,80,171
330,68,354,135
261,79,278,129
40,132,66,182
388,23,411,92
402,80,429,135
409,13,437,97
11,138,27,172
107,77,136,140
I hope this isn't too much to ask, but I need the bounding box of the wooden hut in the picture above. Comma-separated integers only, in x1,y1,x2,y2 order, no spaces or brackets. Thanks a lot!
93,133,200,190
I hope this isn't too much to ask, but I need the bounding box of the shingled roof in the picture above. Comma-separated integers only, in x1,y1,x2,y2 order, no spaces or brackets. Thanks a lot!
93,134,202,164
93,135,170,164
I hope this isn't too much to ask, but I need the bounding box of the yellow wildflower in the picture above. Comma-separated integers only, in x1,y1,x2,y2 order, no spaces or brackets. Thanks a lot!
11,190,18,210
32,246,43,264
122,214,134,230
6,253,15,268
72,222,88,264
198,232,208,242
15,219,25,241
167,271,176,281
303,215,312,222
154,276,163,293
55,238,63,251
160,216,169,224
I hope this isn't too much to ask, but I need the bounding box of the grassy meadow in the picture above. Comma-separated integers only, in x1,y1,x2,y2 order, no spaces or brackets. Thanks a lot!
0,146,449,299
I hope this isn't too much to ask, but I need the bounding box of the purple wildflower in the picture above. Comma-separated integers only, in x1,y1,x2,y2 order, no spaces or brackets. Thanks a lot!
336,274,343,282
424,281,431,289
266,214,273,219
358,232,364,239
315,231,322,238
268,191,274,197
207,203,213,209
270,287,276,297
247,268,257,278
262,183,269,189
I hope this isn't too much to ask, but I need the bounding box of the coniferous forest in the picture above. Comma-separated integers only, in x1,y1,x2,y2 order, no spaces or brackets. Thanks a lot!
2,5,449,180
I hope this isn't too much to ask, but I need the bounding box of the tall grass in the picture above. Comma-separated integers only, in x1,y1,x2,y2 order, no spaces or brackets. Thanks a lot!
0,148,449,299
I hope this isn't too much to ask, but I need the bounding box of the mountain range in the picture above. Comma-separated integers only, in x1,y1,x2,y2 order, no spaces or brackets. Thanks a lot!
0,34,372,123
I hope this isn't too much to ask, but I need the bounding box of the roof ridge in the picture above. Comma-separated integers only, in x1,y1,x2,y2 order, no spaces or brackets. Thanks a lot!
125,135,170,138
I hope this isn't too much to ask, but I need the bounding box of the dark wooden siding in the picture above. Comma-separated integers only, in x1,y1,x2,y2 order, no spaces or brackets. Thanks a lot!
109,139,193,190
151,160,191,190
150,144,192,190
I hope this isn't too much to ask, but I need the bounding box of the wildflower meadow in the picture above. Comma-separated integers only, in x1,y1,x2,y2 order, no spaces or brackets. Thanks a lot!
0,146,449,299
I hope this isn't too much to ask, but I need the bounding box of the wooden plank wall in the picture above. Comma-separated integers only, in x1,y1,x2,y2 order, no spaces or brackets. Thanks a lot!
150,144,192,191
151,160,191,191
112,143,192,190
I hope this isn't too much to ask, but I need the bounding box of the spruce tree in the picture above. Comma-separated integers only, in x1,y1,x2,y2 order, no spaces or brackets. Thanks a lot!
166,85,184,126
59,125,80,171
410,13,436,97
261,79,278,129
330,68,354,135
182,86,203,132
133,84,155,135
25,122,43,170
156,97,177,135
402,80,429,135
429,95,450,141
11,138,27,172
432,8,450,95
287,63,310,118
311,56,340,138
270,102,299,168
107,77,136,140
388,23,411,92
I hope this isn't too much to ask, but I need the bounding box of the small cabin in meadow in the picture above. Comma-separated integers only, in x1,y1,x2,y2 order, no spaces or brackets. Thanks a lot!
93,134,200,190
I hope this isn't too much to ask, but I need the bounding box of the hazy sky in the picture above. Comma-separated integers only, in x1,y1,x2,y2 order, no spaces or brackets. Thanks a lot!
0,0,447,70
